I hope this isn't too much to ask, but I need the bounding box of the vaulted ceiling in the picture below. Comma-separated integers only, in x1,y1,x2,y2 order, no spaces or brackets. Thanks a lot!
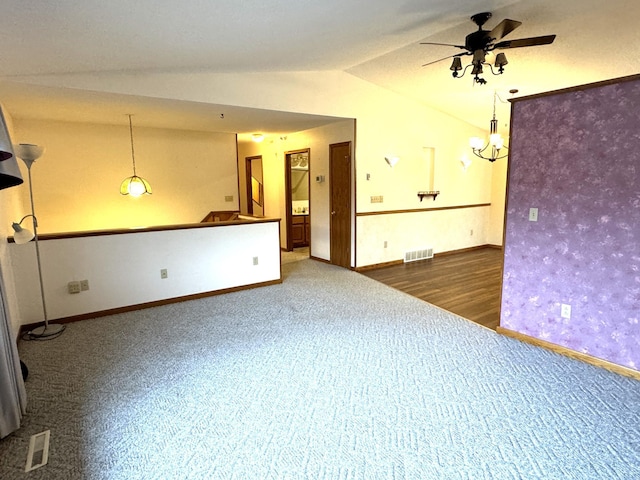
1,0,638,133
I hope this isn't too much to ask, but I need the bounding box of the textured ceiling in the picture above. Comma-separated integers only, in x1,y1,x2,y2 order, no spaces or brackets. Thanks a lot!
0,0,638,133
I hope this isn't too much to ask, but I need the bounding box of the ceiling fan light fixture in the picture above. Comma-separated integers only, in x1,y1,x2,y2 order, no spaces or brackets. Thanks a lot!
421,12,556,85
472,50,486,64
495,52,508,67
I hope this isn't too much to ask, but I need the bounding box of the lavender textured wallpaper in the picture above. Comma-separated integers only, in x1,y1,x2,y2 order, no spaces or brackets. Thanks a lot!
501,76,640,371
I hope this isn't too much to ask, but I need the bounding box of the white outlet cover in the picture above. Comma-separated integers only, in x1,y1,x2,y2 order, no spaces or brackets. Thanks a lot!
561,304,571,319
529,208,538,222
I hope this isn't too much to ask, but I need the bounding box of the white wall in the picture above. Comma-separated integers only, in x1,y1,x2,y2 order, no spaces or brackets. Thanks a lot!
10,221,281,325
11,118,239,234
357,207,491,266
11,70,503,267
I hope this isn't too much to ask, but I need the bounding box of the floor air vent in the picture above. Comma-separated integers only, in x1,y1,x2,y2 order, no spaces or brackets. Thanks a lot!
25,430,50,472
404,247,434,263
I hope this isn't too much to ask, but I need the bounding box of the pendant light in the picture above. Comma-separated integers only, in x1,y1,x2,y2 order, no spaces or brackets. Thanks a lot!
120,114,152,197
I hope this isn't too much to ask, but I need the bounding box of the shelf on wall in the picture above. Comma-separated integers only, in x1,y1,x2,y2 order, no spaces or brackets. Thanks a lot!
417,191,440,202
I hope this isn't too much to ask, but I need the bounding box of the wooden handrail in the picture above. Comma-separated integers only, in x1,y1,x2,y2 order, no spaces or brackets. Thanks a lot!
201,210,240,223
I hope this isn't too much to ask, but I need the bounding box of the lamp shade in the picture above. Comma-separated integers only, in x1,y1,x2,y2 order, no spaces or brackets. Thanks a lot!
469,137,484,149
120,175,152,197
14,144,44,164
11,223,35,244
0,157,23,190
0,107,23,189
0,116,12,161
385,156,399,167
494,53,508,67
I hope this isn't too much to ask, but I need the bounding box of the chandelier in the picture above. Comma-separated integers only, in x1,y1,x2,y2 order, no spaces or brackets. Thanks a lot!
469,91,508,162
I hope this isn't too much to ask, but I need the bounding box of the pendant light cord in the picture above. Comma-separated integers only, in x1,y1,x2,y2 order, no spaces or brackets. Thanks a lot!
128,114,137,176
492,91,497,119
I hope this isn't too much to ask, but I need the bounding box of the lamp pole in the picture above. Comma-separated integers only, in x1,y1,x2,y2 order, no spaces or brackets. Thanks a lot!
15,144,65,338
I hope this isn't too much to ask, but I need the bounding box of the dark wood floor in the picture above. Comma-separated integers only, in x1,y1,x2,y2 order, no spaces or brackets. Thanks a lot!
361,247,504,330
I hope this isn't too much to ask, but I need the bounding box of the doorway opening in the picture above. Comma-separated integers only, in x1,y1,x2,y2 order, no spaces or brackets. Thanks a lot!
245,156,263,216
285,149,310,252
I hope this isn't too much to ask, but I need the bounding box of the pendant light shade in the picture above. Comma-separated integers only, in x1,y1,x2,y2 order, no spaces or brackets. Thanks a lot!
120,175,152,196
120,114,151,197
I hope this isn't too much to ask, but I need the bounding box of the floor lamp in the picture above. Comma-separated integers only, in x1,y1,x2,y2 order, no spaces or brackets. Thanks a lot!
11,144,65,339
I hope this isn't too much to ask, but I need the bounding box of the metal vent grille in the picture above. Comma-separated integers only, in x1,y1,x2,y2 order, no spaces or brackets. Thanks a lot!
404,248,434,263
25,430,50,472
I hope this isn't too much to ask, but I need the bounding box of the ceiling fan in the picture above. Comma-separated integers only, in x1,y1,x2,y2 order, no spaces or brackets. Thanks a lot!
421,12,556,84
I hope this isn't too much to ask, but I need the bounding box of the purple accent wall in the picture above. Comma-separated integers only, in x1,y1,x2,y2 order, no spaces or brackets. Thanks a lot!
501,76,640,371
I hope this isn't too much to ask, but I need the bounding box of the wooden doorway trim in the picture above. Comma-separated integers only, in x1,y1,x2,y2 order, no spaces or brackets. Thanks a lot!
329,142,352,268
284,148,310,252
245,155,262,216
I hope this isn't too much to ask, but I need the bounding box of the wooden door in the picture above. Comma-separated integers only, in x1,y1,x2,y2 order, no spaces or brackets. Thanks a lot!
329,142,352,268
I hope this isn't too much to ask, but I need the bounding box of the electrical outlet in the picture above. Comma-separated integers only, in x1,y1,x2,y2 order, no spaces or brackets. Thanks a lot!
68,281,81,294
384,241,388,248
561,304,571,319
470,229,474,236
80,280,89,291
225,195,234,202
371,195,383,203
253,256,259,266
160,269,168,279
529,207,539,222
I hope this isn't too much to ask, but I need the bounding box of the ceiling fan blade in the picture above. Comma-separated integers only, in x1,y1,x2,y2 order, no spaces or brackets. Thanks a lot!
420,41,467,50
422,52,466,68
488,19,522,41
494,34,557,49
